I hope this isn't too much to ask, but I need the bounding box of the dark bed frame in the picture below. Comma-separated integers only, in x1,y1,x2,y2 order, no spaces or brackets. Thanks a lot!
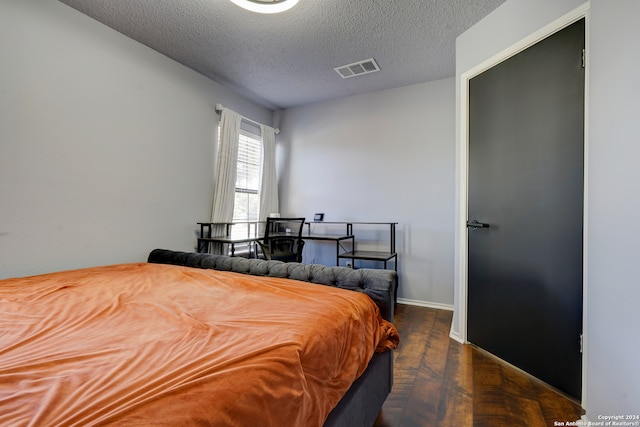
147,249,396,427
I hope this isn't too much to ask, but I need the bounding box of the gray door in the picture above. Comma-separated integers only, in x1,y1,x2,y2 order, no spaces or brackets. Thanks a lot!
467,19,585,400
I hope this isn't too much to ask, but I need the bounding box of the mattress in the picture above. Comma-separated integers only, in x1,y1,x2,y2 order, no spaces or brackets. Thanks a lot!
0,262,398,426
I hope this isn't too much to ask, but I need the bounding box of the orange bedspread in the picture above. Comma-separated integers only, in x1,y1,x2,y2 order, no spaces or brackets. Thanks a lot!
0,263,398,427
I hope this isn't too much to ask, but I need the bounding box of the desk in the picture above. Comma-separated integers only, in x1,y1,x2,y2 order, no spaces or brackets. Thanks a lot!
196,222,395,270
305,221,398,272
338,250,398,270
197,222,352,264
305,221,398,302
300,233,354,266
197,235,261,257
197,222,263,256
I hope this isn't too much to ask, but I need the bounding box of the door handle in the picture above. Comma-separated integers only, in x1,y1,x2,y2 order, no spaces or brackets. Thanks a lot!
466,220,490,229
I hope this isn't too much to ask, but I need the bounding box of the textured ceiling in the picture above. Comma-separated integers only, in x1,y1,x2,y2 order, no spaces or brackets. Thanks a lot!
57,0,507,110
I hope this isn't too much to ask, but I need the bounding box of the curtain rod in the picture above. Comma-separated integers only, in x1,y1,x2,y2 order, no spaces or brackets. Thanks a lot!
215,103,280,135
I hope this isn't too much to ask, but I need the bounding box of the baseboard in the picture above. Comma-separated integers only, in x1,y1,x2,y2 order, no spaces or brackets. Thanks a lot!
449,330,465,344
396,298,454,312
395,299,461,343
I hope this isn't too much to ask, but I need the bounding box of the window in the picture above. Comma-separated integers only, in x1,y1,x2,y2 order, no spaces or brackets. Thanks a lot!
232,127,262,238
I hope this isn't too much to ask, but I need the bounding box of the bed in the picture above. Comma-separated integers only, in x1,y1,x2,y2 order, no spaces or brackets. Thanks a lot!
0,249,398,426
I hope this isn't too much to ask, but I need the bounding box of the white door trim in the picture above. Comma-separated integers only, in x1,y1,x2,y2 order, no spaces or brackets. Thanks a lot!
452,1,590,406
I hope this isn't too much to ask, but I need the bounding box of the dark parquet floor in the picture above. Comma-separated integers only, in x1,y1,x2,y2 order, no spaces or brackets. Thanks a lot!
374,304,584,427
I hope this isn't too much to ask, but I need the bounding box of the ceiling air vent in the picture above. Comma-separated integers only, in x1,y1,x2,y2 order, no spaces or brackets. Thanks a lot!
334,58,380,79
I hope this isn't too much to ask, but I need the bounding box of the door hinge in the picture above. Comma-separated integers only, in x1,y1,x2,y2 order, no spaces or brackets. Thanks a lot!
579,333,583,353
581,48,586,68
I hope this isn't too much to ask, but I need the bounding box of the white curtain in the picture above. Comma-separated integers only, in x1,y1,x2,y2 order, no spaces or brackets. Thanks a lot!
209,107,278,250
209,108,242,253
259,124,279,224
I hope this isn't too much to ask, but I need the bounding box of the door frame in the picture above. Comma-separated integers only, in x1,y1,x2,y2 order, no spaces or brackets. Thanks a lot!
452,2,590,405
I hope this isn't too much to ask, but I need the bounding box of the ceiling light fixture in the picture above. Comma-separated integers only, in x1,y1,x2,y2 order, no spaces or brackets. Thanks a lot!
229,0,299,14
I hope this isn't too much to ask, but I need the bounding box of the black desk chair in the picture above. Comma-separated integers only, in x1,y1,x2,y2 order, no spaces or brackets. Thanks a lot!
257,217,305,263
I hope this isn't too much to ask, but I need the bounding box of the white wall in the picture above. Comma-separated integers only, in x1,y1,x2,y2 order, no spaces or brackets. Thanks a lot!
586,0,640,418
454,0,640,418
278,78,455,306
0,0,272,279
